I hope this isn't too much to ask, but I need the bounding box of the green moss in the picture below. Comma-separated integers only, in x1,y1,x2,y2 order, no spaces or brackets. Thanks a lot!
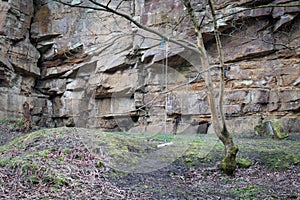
74,152,83,159
54,175,69,186
0,129,47,153
0,157,10,167
43,175,54,183
43,175,69,186
231,185,262,199
237,158,252,168
253,150,299,170
272,120,288,139
36,150,49,158
63,148,71,154
255,120,287,139
21,162,39,175
15,118,25,127
58,157,64,161
0,117,9,124
254,124,262,135
96,160,103,168
287,194,298,199
292,155,300,165
184,157,194,167
0,117,26,132
50,147,56,152
0,117,22,125
220,145,239,175
29,176,40,184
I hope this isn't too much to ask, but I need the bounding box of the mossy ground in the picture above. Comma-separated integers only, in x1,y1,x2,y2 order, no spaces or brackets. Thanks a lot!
235,134,300,170
0,126,299,199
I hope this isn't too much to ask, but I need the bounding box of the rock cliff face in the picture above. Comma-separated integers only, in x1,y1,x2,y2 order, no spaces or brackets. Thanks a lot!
0,0,299,134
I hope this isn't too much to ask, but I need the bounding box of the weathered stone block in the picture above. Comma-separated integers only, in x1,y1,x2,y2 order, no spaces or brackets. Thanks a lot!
279,101,300,111
224,105,241,115
225,90,248,104
278,90,300,103
0,0,33,39
21,76,35,95
250,89,269,104
98,97,135,116
95,69,139,98
37,78,67,95
280,117,300,134
208,116,261,134
9,40,40,76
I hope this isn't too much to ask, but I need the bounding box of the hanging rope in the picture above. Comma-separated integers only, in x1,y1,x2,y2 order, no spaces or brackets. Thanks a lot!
164,39,169,143
160,38,165,92
156,38,174,148
160,38,169,143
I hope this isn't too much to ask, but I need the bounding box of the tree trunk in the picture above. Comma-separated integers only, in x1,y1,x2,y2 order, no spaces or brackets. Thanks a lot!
208,0,238,175
197,33,238,175
219,129,238,175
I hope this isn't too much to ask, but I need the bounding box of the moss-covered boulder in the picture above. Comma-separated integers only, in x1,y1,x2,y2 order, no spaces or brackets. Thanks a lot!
254,120,288,139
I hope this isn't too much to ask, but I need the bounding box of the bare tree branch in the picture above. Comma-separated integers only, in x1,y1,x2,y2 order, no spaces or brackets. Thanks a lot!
115,0,125,10
171,13,189,31
54,0,199,53
106,0,112,7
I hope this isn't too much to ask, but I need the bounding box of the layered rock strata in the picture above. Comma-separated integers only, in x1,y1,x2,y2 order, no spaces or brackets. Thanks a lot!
0,0,299,134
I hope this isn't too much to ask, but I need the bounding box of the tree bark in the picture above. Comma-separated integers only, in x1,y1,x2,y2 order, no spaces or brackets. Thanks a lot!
197,32,238,175
207,0,238,175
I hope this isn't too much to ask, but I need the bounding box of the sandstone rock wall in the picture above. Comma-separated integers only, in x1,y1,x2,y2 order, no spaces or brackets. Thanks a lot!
0,0,52,126
0,0,299,134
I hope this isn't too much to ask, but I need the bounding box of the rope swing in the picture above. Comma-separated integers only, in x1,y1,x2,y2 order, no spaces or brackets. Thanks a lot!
164,39,168,143
157,37,174,147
